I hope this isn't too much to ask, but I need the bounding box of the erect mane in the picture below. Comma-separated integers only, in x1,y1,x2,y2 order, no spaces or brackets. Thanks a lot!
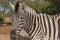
15,1,39,14
15,1,23,12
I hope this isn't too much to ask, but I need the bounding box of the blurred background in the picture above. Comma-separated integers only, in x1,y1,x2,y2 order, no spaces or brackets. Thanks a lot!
0,0,60,40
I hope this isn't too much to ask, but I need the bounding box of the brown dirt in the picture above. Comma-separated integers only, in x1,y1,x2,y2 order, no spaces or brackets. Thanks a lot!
0,35,10,40
0,26,12,40
0,26,12,35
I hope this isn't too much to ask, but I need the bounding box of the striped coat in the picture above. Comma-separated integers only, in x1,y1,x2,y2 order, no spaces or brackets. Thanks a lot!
10,1,60,40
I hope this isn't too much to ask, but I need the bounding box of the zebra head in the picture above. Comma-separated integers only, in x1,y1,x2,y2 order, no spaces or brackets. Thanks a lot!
10,1,30,34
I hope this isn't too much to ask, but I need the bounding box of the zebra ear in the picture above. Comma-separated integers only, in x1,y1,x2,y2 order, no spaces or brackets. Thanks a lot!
22,2,26,10
9,2,15,11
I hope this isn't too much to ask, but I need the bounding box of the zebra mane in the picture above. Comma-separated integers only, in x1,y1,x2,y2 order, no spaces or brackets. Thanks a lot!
24,5,37,14
15,1,21,12
15,1,38,14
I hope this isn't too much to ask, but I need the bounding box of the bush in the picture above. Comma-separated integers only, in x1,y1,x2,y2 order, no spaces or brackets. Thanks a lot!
0,13,4,24
24,0,60,15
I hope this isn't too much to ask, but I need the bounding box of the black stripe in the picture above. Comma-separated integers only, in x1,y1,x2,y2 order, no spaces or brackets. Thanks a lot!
36,27,41,36
27,26,32,34
32,15,39,37
36,15,40,36
25,23,30,31
27,15,34,34
36,15,42,36
40,14,44,34
46,15,51,40
58,18,60,38
25,13,31,32
26,22,32,33
33,15,40,37
37,14,46,38
37,31,42,38
43,14,47,35
26,25,31,32
29,15,36,37
30,14,31,18
32,14,34,22
52,17,55,40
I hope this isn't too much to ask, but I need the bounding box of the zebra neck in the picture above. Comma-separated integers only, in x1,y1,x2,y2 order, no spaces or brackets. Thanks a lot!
24,14,42,38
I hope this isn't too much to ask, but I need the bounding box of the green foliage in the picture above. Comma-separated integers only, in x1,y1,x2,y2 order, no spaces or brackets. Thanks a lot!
24,0,60,15
0,0,9,8
0,12,4,24
48,0,60,14
0,0,60,15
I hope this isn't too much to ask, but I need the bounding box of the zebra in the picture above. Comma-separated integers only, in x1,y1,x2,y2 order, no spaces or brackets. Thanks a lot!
10,1,60,40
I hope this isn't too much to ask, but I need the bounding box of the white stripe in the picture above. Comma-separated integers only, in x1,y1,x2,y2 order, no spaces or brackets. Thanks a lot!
48,15,54,40
28,15,35,35
36,14,41,36
33,15,39,37
40,14,45,35
44,14,49,40
54,16,58,40
25,5,36,14
17,28,21,29
31,15,37,37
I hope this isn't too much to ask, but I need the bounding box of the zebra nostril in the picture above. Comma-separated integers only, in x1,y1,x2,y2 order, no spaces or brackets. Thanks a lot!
21,17,23,19
20,16,23,19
